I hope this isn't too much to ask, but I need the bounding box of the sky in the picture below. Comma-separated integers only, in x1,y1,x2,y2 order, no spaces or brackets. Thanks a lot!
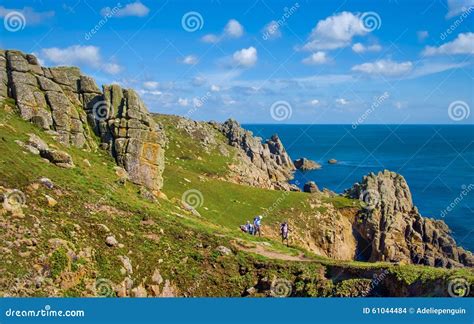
0,0,473,124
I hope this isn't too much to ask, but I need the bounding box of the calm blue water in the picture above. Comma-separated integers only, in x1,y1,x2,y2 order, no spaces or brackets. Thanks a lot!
244,125,474,252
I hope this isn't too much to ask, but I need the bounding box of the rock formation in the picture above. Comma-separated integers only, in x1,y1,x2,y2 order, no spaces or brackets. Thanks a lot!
346,170,473,268
89,85,166,190
0,49,165,190
1,50,93,148
294,158,321,171
215,119,296,190
303,181,319,193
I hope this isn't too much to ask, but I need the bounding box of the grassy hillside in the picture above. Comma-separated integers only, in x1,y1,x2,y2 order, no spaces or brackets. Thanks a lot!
0,104,472,297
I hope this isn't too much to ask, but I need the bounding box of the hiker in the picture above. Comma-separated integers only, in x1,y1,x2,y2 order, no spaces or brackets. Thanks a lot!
239,221,253,234
247,221,255,235
253,215,262,237
280,221,289,246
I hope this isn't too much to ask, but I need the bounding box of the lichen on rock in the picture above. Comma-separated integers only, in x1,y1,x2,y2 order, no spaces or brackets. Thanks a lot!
346,170,473,268
215,118,296,190
0,49,166,191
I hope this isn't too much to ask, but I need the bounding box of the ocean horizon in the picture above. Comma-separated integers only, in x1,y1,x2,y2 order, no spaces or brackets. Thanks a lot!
245,124,474,252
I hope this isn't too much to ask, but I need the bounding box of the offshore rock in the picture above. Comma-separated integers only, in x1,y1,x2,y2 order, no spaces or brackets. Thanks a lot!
294,158,321,171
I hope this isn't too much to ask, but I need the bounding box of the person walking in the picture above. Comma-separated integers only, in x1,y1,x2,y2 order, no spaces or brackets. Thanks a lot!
280,221,289,246
253,215,262,237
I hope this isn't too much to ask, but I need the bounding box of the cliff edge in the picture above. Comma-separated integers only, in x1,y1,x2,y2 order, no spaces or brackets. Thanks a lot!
347,170,473,268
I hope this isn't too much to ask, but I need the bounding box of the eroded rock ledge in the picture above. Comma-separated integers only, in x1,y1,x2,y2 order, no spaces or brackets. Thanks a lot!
346,170,473,268
0,49,165,190
214,118,297,190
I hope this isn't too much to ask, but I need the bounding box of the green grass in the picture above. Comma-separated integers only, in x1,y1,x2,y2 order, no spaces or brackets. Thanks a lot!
0,106,471,297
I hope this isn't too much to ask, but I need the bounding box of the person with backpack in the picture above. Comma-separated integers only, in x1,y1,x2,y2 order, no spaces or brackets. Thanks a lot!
244,220,252,235
280,221,289,246
253,215,262,237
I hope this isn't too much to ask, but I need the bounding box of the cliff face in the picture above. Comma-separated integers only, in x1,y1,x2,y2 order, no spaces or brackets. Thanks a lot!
215,119,296,190
346,170,473,268
0,50,165,191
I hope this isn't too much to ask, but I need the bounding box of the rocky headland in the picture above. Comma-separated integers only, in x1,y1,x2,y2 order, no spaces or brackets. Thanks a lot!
0,48,472,297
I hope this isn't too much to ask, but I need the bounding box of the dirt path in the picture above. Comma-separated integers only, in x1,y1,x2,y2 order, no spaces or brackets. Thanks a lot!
234,241,313,262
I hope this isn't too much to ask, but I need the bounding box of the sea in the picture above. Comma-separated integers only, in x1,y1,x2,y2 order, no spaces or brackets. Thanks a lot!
244,124,474,252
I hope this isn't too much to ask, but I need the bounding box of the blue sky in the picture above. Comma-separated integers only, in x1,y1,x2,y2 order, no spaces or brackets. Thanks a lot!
0,0,473,124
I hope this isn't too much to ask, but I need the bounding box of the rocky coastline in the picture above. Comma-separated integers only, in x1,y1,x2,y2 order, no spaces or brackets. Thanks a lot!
0,47,471,292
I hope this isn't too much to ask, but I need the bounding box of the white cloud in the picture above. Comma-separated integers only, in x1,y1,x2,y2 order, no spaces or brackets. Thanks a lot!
446,0,474,18
310,99,320,105
39,45,122,75
192,76,206,86
192,97,203,107
0,6,55,25
181,55,198,65
103,63,122,74
394,101,406,109
302,51,330,64
210,84,221,92
101,1,149,18
41,45,101,67
294,74,354,85
201,34,220,43
303,12,367,51
138,89,162,96
417,30,429,42
222,95,237,105
178,98,189,107
335,98,349,105
143,81,160,90
202,19,244,43
262,20,282,39
224,19,244,38
422,32,474,56
351,59,413,76
351,43,382,53
408,60,469,79
233,47,258,67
